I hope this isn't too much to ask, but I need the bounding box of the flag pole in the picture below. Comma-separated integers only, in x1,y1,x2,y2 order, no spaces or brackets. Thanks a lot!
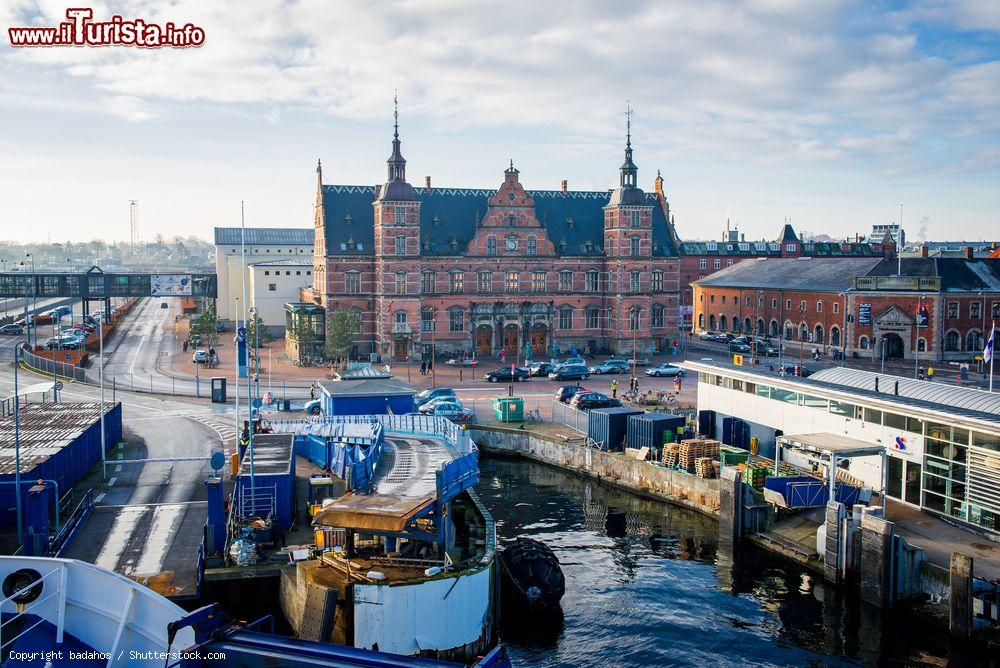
990,319,995,393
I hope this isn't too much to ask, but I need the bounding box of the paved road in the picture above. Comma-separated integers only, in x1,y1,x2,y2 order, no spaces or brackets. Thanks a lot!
0,297,81,361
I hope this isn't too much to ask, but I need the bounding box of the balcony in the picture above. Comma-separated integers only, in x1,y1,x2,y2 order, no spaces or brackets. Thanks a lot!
391,323,412,336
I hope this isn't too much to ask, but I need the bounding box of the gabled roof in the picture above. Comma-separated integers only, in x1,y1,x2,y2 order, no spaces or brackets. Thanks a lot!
320,184,677,258
214,227,314,246
692,257,884,291
776,224,799,244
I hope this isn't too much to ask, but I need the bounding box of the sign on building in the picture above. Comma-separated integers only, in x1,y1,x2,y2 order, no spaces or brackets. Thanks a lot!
858,303,872,326
915,306,929,328
150,274,193,296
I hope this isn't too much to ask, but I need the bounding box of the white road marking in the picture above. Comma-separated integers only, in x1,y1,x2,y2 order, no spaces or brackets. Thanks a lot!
133,504,186,576
118,443,124,449
108,476,118,486
94,505,150,571
94,493,106,503
115,464,122,473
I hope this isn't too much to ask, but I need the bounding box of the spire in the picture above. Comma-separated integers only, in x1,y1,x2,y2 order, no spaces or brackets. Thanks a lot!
387,90,406,182
620,100,637,188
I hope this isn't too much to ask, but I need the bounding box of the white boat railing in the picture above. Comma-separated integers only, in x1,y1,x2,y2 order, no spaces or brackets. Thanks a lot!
0,564,65,650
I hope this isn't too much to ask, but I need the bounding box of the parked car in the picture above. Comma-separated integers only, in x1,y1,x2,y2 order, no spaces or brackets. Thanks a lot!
70,323,95,334
528,362,556,377
717,333,736,343
626,357,652,367
548,364,590,381
418,396,462,414
445,357,478,366
569,392,621,410
589,361,628,375
557,357,587,368
192,349,209,364
555,385,587,402
484,367,530,382
757,341,781,356
414,387,457,408
427,401,476,423
728,342,752,354
778,364,813,377
645,363,685,377
0,324,22,335
698,330,722,341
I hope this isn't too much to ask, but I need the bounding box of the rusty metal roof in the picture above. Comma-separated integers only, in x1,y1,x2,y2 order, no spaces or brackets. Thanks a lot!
0,402,114,475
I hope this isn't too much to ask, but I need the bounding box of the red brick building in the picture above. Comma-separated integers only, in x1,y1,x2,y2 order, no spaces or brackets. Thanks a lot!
677,223,895,329
292,108,682,361
691,255,1000,364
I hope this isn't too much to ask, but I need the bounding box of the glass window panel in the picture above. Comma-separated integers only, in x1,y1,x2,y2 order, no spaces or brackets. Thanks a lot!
829,400,854,417
863,408,882,424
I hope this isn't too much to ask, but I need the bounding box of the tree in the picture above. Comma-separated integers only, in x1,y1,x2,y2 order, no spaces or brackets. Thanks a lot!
247,312,270,348
190,308,220,348
324,309,360,360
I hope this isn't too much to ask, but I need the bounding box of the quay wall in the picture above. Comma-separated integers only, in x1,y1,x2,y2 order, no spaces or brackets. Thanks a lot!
469,426,720,518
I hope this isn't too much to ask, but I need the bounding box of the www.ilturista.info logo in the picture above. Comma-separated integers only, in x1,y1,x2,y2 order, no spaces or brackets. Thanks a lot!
8,8,205,48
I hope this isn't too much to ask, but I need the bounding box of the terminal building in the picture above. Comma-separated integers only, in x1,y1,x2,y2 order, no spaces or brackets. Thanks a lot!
681,359,1000,535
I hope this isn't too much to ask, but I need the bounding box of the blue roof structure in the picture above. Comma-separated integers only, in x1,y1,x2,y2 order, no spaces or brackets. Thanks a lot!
214,227,314,246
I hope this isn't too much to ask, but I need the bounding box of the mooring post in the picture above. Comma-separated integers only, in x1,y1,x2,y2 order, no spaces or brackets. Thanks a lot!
949,552,973,640
719,466,743,550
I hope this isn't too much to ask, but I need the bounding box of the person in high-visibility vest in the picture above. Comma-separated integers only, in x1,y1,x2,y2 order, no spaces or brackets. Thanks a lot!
610,379,618,398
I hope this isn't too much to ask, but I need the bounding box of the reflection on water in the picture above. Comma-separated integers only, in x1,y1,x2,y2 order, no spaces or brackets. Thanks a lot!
476,456,959,668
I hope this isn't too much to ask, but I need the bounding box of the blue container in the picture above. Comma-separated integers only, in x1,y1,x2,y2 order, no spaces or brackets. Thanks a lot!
627,413,685,451
722,417,749,450
697,410,716,438
236,433,295,529
319,378,415,416
588,407,643,451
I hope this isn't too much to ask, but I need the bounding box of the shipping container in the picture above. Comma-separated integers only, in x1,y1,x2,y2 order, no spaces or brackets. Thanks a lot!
697,409,716,438
626,412,685,453
319,378,415,416
722,417,750,450
235,433,296,529
588,407,643,451
0,402,122,529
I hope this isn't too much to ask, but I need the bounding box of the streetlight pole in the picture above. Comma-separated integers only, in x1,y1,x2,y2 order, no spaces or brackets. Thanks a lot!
99,313,106,482
26,253,35,350
247,305,257,506
12,342,25,546
914,294,923,379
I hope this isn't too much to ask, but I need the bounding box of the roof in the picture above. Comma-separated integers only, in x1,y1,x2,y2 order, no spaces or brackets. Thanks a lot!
777,433,885,457
248,259,313,267
319,378,415,398
0,402,115,474
864,258,1000,291
678,240,878,257
809,367,1000,414
331,365,392,380
237,434,293,476
680,359,1000,431
214,227,314,246
320,184,676,257
776,224,800,244
693,257,884,291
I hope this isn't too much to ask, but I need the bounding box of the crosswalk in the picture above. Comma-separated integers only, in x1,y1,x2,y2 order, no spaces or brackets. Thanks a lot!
186,413,239,452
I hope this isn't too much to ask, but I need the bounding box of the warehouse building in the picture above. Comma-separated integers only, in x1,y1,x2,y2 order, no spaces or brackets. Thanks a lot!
681,359,1000,535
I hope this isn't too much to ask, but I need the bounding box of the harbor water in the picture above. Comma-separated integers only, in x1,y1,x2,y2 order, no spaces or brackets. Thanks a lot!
476,456,967,667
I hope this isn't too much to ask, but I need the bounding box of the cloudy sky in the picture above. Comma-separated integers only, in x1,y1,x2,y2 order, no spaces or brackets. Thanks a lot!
1,0,998,244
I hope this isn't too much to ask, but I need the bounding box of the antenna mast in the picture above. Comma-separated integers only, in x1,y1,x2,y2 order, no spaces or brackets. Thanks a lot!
129,200,140,256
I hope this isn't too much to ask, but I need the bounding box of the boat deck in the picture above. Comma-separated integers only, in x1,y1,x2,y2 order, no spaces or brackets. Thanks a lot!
60,501,206,600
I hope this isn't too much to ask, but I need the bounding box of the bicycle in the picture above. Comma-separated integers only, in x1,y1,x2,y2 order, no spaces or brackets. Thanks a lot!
525,408,542,423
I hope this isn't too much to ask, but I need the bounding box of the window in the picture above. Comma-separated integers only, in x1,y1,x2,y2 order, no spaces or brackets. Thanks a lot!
421,271,436,294
420,307,435,332
478,271,492,292
699,259,707,270
586,307,600,329
786,244,796,252
698,313,705,329
449,309,465,332
947,301,959,319
968,330,983,352
628,308,640,331
971,302,981,319
726,259,733,267
486,237,497,256
630,270,640,293
585,270,600,292
814,325,824,343
394,311,407,325
739,242,749,251
630,237,640,256
710,315,717,330
799,300,806,311
785,321,793,339
449,271,464,293
268,283,276,291
720,315,728,331
395,235,406,255
531,271,546,292
651,270,663,291
558,307,573,330
786,299,792,310
508,213,516,227
394,206,406,225
833,302,839,314
770,243,780,251
706,243,718,251
817,301,823,313
771,298,778,308
770,320,779,336
527,237,537,256
505,271,519,292
713,259,721,270
829,400,854,417
830,326,840,346
917,338,926,352
394,271,407,294
345,271,360,294
651,305,664,328
559,270,573,291
630,210,641,228
859,336,869,349
945,330,960,351
756,242,766,251
722,295,727,304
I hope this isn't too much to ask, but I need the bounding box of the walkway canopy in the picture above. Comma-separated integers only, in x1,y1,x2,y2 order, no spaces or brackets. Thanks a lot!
776,433,887,499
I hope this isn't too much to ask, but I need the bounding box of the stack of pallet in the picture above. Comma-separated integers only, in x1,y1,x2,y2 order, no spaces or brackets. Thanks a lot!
678,438,721,472
661,443,679,467
741,462,770,489
695,457,716,478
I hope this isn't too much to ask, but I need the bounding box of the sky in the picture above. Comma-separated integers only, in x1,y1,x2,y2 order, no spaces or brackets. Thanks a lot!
0,0,998,245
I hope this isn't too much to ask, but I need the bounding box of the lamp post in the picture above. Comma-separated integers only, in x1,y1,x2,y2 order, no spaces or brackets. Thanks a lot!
12,342,26,545
26,252,36,350
247,305,257,506
914,294,924,379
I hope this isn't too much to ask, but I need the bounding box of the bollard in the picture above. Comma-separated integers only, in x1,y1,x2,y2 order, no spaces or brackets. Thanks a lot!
172,377,176,395
150,374,153,392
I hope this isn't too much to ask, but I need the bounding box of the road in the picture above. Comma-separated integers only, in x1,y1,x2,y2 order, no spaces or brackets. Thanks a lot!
0,297,82,361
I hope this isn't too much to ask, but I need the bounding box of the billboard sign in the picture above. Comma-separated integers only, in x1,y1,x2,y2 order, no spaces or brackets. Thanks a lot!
858,303,872,326
915,306,929,329
150,274,193,296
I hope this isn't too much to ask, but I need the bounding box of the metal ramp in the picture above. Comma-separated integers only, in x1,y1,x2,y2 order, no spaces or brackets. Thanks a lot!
58,501,207,600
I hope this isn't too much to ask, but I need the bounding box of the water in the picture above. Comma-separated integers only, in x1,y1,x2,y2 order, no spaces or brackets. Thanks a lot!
476,456,962,667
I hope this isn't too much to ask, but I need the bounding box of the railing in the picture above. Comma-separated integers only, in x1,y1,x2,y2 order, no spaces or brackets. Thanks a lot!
852,275,941,292
550,399,590,434
236,483,277,520
50,489,94,557
0,563,65,654
21,347,86,382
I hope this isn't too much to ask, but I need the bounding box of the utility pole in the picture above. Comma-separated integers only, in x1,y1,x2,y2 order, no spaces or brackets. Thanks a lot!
129,200,140,258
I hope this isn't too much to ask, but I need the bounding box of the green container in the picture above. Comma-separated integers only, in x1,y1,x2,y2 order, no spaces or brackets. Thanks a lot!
493,397,524,422
720,448,750,467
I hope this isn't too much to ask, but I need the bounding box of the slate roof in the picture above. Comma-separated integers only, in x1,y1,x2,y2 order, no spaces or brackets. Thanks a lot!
248,259,313,267
866,258,1000,291
320,184,677,257
214,227,314,246
776,224,800,243
692,257,885,291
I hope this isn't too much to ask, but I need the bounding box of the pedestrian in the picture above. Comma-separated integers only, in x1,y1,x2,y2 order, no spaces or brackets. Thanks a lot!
500,347,506,363
420,360,426,375
918,367,925,381
927,366,934,381
611,379,618,398
427,358,432,372
309,384,316,400
182,340,188,352
673,376,682,393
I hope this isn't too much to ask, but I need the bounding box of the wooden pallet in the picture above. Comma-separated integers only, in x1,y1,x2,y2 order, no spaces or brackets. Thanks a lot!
678,438,720,471
661,443,679,467
695,457,716,478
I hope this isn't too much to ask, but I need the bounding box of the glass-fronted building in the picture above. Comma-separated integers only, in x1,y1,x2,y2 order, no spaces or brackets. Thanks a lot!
682,360,1000,534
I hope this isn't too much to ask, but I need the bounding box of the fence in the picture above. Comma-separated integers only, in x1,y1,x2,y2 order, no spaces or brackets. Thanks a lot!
21,347,86,382
549,399,590,433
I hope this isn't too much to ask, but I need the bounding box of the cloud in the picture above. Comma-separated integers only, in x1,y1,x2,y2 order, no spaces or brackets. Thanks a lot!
103,95,154,122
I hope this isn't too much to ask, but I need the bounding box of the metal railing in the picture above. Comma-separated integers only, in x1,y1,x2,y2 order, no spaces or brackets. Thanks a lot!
0,564,65,654
549,399,590,433
236,483,277,520
50,489,94,557
21,347,86,382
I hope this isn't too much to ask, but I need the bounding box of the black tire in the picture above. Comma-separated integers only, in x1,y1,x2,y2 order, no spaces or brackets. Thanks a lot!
309,405,321,416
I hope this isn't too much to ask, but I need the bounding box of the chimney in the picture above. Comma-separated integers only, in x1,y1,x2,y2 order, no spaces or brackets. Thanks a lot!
965,246,974,260
561,179,567,194
424,176,432,192
740,233,745,242
921,245,929,259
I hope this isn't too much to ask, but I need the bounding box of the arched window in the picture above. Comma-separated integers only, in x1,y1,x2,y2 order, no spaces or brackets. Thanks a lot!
770,319,779,337
784,320,793,339
945,330,960,351
508,213,516,226
917,338,926,352
651,305,664,328
799,323,808,341
859,336,869,350
720,315,727,331
744,317,752,333
830,326,840,346
757,318,765,335
698,313,705,329
814,325,824,344
710,315,717,330
967,330,983,352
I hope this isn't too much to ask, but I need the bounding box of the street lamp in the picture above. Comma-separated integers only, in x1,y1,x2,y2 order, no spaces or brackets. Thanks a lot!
11,342,26,546
25,252,35,349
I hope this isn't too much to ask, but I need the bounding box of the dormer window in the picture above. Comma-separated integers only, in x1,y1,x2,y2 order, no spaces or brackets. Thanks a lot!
739,242,749,251
769,243,780,251
486,237,497,256
786,244,797,252
344,213,353,225
706,243,718,251
755,242,766,251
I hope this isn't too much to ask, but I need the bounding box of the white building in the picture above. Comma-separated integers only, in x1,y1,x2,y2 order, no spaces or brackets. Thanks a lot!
682,359,1000,535
247,259,314,333
214,227,314,323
